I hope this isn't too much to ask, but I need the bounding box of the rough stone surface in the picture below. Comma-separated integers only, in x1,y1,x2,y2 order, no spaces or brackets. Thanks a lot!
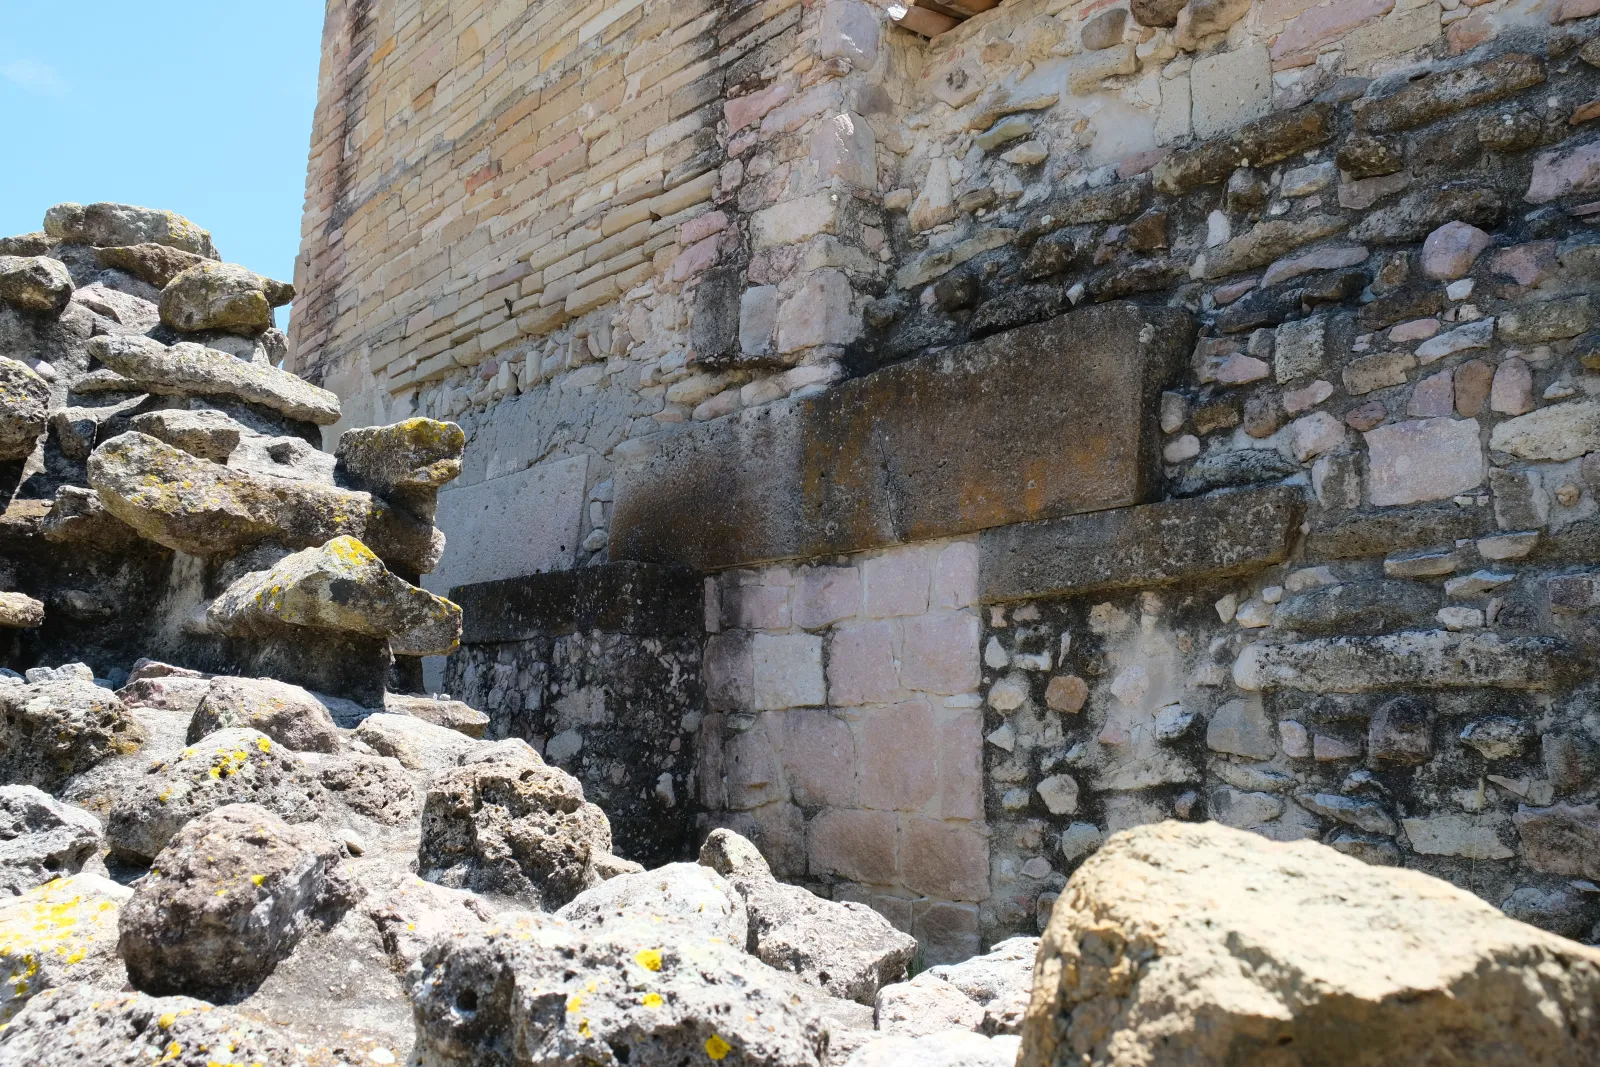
0,678,146,791
0,357,51,461
118,802,359,1002
0,786,102,894
88,332,338,423
186,676,342,753
0,256,74,316
159,261,292,335
557,862,749,943
105,727,326,864
408,911,830,1067
417,741,613,909
1234,631,1575,693
44,201,218,256
0,875,130,1023
1018,822,1600,1067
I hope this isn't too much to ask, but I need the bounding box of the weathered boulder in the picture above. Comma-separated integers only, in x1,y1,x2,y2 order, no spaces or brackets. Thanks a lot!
355,712,486,774
0,677,146,791
408,911,830,1067
877,937,1038,1038
0,357,51,461
0,256,73,316
336,418,466,523
116,674,213,715
159,261,294,336
0,787,102,895
119,803,360,1001
0,592,43,629
44,201,218,257
846,1032,1023,1067
557,862,750,942
1017,821,1600,1067
0,984,308,1065
105,727,326,863
187,676,342,753
95,242,210,287
417,742,612,909
312,750,418,825
0,875,130,1024
370,874,494,972
89,432,444,573
384,692,490,737
126,407,242,461
697,831,915,1005
41,486,141,550
208,536,462,656
87,334,340,424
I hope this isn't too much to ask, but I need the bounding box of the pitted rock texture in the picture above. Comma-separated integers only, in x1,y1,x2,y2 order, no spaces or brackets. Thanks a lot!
1018,821,1600,1067
207,536,462,656
106,727,325,864
44,201,218,257
0,593,43,629
0,786,102,895
0,678,146,791
0,256,74,316
846,1032,1022,1067
0,984,308,1067
186,676,342,753
118,803,360,1002
336,417,466,523
0,875,130,1023
0,357,50,461
417,742,613,909
408,911,830,1067
556,861,750,943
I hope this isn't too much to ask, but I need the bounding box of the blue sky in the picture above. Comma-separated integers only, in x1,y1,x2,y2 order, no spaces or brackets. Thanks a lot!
0,1,327,326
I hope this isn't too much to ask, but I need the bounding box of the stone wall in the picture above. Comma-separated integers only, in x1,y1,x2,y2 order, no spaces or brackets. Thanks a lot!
310,0,1600,957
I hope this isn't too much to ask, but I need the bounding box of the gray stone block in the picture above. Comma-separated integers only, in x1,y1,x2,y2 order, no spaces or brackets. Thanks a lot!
979,484,1303,603
612,303,1193,571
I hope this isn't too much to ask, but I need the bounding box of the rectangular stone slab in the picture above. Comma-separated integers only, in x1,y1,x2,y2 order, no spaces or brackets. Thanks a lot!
455,562,703,643
611,303,1194,571
980,484,1304,603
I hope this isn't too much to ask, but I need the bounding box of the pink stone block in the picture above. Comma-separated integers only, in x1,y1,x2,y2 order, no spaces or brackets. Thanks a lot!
1364,417,1485,506
828,621,900,707
1490,356,1535,416
1388,318,1441,343
724,79,794,133
932,541,980,610
863,549,932,618
680,210,729,246
1280,719,1310,758
1407,369,1455,418
1526,137,1600,205
1214,353,1271,386
912,900,982,965
1270,0,1395,64
937,709,984,821
1490,242,1558,288
670,234,721,282
807,808,898,884
858,699,940,812
725,582,791,631
899,817,990,901
1421,221,1492,281
793,566,861,630
1282,379,1334,415
776,709,858,809
900,613,981,696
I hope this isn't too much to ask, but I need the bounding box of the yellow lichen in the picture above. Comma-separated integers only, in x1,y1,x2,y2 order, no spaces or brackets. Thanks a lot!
705,1034,732,1060
635,948,663,972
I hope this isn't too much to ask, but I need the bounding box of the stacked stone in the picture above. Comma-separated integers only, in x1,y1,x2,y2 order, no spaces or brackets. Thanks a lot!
0,201,464,702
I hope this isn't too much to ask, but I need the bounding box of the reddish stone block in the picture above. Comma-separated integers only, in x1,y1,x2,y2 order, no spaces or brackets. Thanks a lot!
808,808,898,884
828,621,900,707
793,565,861,630
900,613,981,695
899,817,990,901
863,549,933,618
937,709,984,821
858,699,940,812
777,709,859,809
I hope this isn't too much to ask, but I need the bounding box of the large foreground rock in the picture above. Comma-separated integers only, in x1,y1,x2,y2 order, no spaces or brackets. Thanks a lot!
87,334,339,424
1018,821,1600,1067
0,875,130,1023
878,937,1038,1038
0,984,306,1066
208,536,462,655
0,786,102,894
0,677,146,791
557,861,750,942
846,1032,1022,1067
408,911,829,1067
417,742,612,909
355,712,486,774
106,727,326,863
88,431,444,573
186,675,341,752
118,803,361,1002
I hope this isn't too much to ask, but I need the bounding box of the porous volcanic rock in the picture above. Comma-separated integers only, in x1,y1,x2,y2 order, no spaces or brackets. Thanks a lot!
0,875,130,1023
0,676,146,791
186,676,342,753
0,786,103,894
1017,821,1600,1067
158,261,293,335
87,334,339,424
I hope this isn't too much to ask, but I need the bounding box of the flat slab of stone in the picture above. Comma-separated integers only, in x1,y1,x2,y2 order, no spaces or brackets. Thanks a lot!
613,304,1194,570
1233,630,1578,693
455,561,703,644
87,334,340,426
981,485,1303,603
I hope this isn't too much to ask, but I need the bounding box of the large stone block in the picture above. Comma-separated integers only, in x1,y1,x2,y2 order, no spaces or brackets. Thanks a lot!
981,485,1303,603
613,304,1194,570
451,562,702,643
427,454,586,593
